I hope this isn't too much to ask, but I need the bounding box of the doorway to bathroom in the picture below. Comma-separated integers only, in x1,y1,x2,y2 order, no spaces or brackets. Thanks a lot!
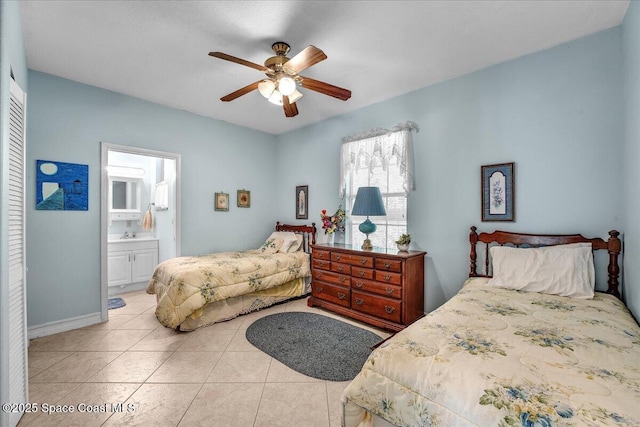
100,142,181,322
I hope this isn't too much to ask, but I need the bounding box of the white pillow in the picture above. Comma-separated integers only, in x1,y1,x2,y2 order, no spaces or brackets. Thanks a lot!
486,243,595,299
285,234,304,253
266,231,299,253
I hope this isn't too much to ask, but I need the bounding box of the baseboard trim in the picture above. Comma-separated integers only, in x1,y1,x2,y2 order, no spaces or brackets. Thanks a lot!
28,312,102,339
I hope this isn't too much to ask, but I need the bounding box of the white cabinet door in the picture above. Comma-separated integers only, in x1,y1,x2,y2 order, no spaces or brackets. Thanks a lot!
131,248,158,283
108,251,132,287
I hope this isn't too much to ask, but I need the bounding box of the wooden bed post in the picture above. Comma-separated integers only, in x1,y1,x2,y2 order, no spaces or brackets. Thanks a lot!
469,226,478,277
607,230,621,298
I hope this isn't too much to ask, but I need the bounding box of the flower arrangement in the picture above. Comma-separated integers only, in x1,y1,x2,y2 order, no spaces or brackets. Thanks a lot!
320,205,346,234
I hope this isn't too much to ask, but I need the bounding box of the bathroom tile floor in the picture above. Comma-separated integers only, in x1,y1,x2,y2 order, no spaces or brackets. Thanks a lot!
20,290,391,427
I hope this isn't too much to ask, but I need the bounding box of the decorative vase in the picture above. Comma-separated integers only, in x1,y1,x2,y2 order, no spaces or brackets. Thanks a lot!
319,232,334,245
397,243,410,252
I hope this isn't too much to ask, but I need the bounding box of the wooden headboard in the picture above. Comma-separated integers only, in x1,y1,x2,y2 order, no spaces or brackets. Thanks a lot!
469,226,622,298
275,222,317,253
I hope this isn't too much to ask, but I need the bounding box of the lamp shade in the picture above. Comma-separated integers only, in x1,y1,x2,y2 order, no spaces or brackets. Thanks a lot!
351,187,386,216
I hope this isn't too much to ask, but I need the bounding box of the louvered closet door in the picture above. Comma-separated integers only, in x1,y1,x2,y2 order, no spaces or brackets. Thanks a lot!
6,78,28,427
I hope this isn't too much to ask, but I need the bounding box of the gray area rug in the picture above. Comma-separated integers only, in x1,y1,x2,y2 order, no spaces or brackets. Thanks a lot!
108,297,126,310
245,311,383,381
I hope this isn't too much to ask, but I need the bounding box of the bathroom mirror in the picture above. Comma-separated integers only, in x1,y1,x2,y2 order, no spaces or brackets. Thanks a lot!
109,176,142,212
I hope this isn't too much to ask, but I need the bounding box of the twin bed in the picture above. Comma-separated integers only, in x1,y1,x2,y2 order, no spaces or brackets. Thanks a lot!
146,222,316,331
342,227,640,427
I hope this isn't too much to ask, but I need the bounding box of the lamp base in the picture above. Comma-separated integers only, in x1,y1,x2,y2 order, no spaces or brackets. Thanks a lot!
361,235,373,251
359,219,376,251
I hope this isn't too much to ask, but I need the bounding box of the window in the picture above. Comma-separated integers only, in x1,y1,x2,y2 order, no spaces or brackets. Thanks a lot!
340,122,417,249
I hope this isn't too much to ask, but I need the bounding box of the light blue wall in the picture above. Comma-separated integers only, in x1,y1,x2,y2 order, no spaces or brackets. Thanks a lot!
276,27,625,314
26,71,278,327
622,0,640,320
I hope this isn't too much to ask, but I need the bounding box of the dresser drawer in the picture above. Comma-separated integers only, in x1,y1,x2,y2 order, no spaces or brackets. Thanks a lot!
312,269,350,287
331,262,351,275
351,278,402,300
375,270,402,286
375,258,403,273
331,252,374,268
351,290,401,323
351,266,374,280
313,259,331,270
312,282,350,307
312,249,331,261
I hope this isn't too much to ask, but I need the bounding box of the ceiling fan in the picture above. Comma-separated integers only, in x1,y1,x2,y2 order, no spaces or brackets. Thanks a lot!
209,42,351,118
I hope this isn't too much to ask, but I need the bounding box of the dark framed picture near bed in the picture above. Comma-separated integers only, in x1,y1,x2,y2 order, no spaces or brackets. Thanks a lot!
214,192,229,211
481,162,514,222
237,189,250,208
296,185,308,219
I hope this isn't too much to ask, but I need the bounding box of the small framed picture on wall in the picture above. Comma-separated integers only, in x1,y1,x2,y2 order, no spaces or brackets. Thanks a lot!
481,162,514,222
296,185,308,219
215,192,229,211
237,189,250,208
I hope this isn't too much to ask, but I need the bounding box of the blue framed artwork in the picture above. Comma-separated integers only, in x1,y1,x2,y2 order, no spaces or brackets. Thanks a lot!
481,162,514,222
36,160,88,210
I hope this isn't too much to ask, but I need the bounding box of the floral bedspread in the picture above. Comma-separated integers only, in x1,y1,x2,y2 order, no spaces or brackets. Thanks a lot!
147,250,310,329
342,278,640,427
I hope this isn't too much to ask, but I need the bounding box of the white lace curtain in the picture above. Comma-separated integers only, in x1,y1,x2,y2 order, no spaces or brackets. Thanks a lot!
339,121,419,198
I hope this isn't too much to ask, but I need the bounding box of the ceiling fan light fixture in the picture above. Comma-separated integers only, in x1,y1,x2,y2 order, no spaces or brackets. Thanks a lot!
268,90,283,106
277,74,296,96
288,89,303,103
258,79,275,98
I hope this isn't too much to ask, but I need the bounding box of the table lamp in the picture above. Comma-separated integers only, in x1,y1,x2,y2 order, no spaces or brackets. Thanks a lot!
351,186,386,250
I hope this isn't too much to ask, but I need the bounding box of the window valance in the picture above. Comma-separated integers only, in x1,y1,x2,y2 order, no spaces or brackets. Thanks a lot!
339,121,419,198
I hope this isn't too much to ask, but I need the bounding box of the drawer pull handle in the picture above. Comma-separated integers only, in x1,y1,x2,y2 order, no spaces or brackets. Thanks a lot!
338,293,346,300
384,262,391,268
338,265,344,271
355,282,363,288
385,288,394,295
384,306,395,314
316,286,323,293
340,276,347,283
355,298,365,306
335,255,341,260
360,258,367,264
383,274,391,281
358,271,365,277
316,272,323,278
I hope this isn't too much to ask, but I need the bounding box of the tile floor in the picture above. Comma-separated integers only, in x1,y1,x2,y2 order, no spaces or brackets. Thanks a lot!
21,290,391,427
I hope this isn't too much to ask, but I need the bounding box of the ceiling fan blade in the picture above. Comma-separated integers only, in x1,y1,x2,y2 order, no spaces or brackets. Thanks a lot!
283,96,299,117
220,81,261,102
300,76,351,101
209,52,271,73
283,46,327,74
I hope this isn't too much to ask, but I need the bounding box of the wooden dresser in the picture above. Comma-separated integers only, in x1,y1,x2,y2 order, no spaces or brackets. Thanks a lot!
308,243,426,332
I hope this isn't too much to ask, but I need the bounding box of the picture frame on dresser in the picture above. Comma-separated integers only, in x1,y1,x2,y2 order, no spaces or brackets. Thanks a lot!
481,162,514,222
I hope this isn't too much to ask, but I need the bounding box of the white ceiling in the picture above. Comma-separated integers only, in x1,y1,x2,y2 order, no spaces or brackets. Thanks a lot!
20,1,629,135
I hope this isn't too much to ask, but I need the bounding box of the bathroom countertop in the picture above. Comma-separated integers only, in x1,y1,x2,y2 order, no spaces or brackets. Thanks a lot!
108,235,159,243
